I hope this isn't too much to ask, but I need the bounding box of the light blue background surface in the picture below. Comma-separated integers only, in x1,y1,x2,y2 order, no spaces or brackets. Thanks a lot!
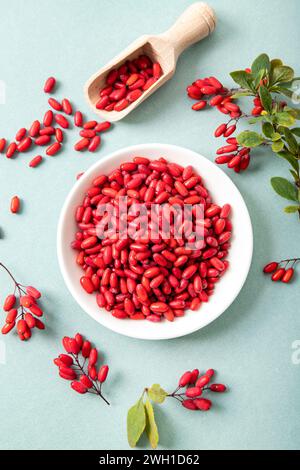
0,0,299,450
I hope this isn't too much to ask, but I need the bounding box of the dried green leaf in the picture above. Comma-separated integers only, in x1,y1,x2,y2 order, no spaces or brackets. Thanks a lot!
270,59,283,70
147,384,168,404
284,205,300,213
127,397,146,448
271,177,298,201
145,399,159,449
237,130,264,148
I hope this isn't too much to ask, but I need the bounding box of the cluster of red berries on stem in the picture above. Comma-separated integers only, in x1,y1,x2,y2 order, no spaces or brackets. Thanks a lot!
186,73,263,172
54,333,110,404
170,368,226,411
1,262,44,340
263,258,299,283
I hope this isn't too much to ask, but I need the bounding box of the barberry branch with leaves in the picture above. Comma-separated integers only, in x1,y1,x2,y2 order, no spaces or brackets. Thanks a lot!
187,53,300,219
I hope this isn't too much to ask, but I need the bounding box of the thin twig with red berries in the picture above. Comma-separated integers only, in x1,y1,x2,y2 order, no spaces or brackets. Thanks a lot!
263,257,299,283
127,368,227,449
0,262,45,340
54,334,110,404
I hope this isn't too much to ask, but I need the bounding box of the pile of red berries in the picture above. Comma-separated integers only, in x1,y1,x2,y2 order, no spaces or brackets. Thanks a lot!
73,157,232,322
97,55,162,112
263,258,298,283
170,368,227,411
54,333,110,404
1,263,44,340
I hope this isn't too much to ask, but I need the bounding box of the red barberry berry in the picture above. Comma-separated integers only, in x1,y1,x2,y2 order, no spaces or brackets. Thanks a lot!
210,384,226,392
26,286,41,299
214,123,227,138
263,262,278,274
182,399,198,410
186,386,202,398
3,294,16,311
98,365,109,383
194,398,212,411
196,375,210,388
88,348,98,366
282,268,294,283
189,368,199,384
179,371,192,387
71,381,87,394
272,268,286,282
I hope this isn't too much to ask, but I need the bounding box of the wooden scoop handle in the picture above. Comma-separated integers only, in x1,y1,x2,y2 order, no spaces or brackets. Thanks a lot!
160,2,216,59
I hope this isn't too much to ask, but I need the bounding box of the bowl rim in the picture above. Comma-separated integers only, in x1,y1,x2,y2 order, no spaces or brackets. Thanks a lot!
57,143,253,340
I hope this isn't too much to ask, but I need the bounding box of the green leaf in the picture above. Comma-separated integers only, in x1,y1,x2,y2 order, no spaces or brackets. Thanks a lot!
270,58,283,70
127,397,146,448
291,127,300,137
270,177,298,201
284,205,300,213
237,130,264,148
253,69,266,89
277,150,299,172
144,399,159,449
274,87,294,99
290,169,299,182
283,127,299,154
272,132,282,141
248,116,265,124
272,140,284,152
262,122,281,140
262,122,274,138
286,76,300,84
251,53,270,76
287,107,300,120
271,65,294,85
231,91,253,99
230,70,254,90
147,384,168,404
275,112,295,127
259,86,272,113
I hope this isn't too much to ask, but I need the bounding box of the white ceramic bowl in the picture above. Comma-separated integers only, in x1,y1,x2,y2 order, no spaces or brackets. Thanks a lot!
57,144,253,340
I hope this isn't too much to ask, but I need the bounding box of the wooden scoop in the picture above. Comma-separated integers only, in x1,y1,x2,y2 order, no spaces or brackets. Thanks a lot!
84,2,216,122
